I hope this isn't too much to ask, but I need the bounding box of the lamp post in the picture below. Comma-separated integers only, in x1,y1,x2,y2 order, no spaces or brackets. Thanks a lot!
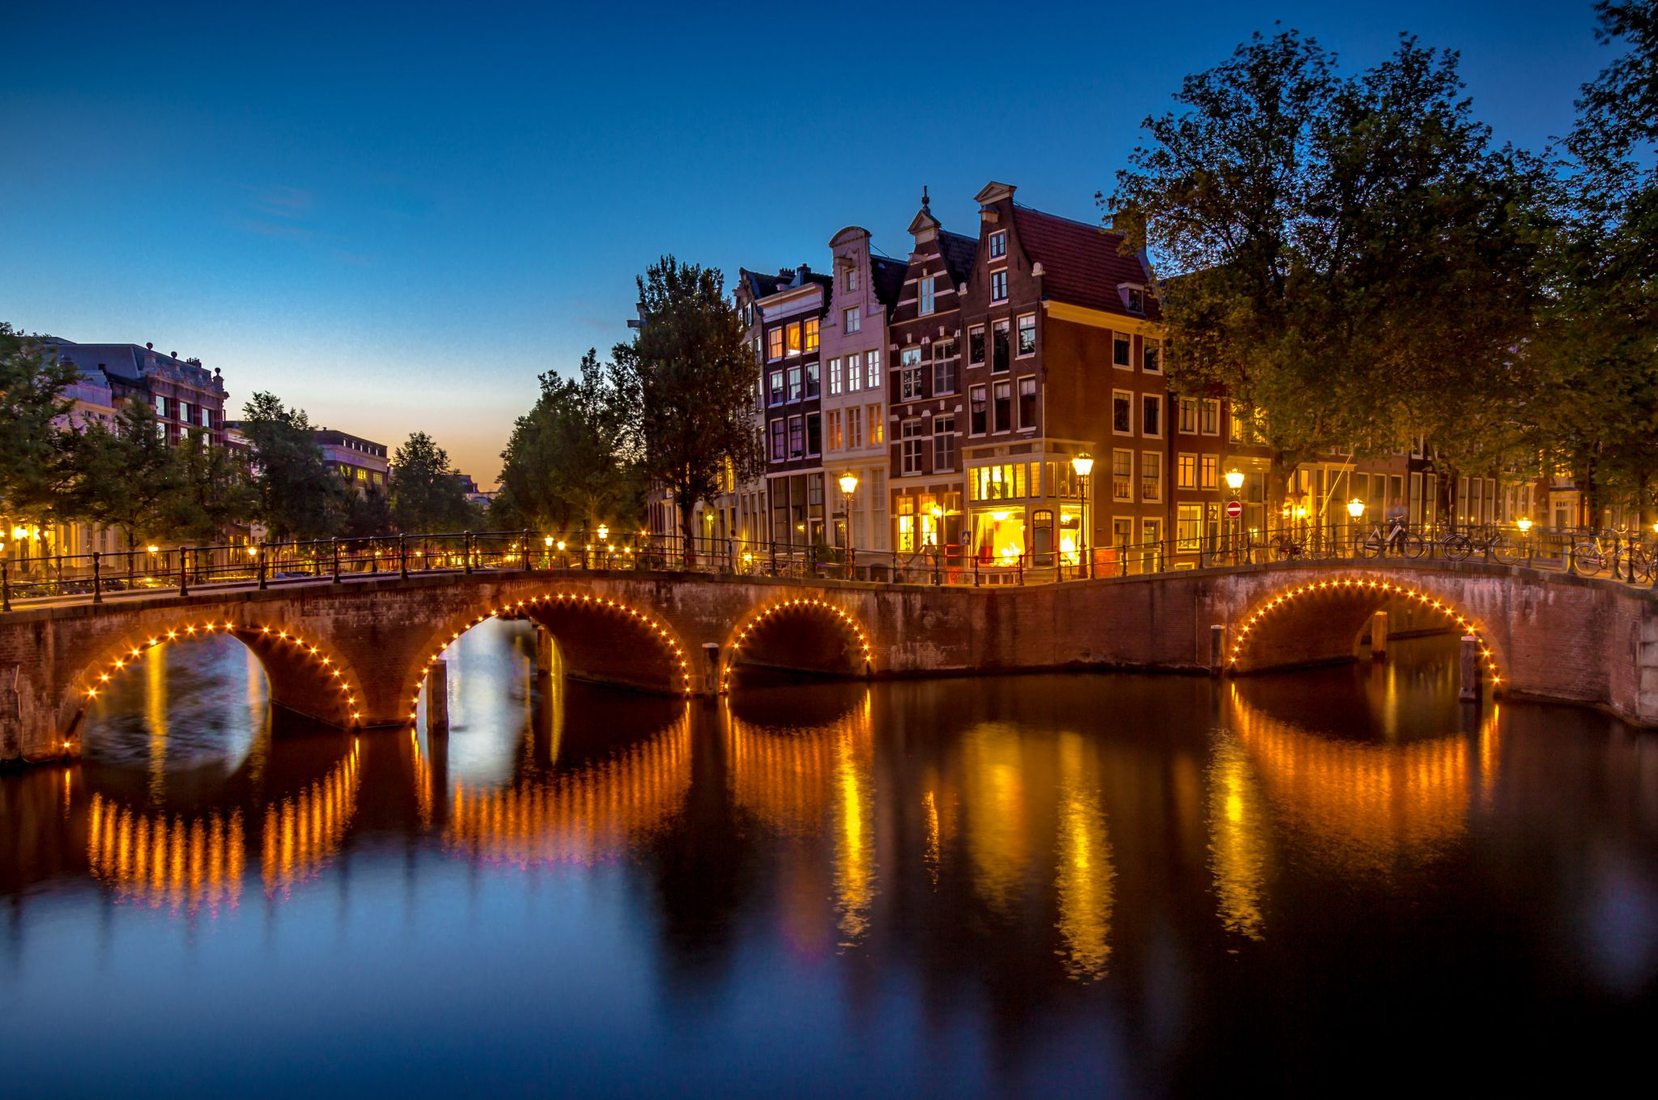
1225,468,1245,561
1517,516,1533,568
1071,452,1094,579
838,472,859,578
929,504,944,584
1347,497,1365,557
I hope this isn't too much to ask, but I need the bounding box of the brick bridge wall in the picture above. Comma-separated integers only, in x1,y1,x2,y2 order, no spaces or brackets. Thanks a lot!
1,562,1653,763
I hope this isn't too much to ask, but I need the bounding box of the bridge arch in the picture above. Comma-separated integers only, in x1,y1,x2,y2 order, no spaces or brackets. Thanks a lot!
66,617,364,745
722,596,873,689
404,589,694,721
1227,575,1504,687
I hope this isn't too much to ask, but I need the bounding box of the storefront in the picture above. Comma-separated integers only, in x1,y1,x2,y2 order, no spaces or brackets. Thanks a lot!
965,456,1085,568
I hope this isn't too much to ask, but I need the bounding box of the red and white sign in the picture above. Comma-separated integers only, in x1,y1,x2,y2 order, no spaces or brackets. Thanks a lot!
1225,500,1244,519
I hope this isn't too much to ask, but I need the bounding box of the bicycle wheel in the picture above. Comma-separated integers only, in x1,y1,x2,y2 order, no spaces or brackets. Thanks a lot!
1491,535,1523,565
1400,532,1427,559
1442,534,1472,561
1573,543,1605,575
1358,534,1385,559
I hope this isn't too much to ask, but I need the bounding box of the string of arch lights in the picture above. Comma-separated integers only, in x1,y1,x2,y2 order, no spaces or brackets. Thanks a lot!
1227,577,1502,687
81,620,365,738
722,596,872,691
406,592,693,721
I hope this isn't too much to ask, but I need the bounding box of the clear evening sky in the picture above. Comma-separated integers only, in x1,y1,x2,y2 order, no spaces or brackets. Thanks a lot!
0,1,1609,487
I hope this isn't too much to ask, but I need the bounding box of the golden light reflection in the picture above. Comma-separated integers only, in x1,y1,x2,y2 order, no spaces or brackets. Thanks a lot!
443,710,691,867
145,639,168,801
1227,685,1475,875
832,720,876,942
1207,730,1268,940
1053,732,1114,981
260,743,362,897
962,723,1029,914
87,793,244,915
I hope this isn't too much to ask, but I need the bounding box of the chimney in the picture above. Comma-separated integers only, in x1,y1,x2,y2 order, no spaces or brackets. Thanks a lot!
169,351,177,359
146,342,153,350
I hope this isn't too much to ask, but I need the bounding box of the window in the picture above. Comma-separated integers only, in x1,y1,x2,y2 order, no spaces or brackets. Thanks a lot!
933,341,956,394
866,350,880,390
1141,452,1162,502
1177,453,1197,489
787,366,802,401
829,358,843,395
933,415,956,470
990,270,1008,302
901,419,926,475
868,403,883,444
846,354,862,392
1018,376,1037,428
919,275,935,316
844,307,861,334
847,407,862,449
1112,334,1131,368
1201,398,1221,436
1143,341,1161,373
1112,390,1132,435
1127,287,1144,313
767,327,784,360
969,326,985,366
900,347,925,400
179,402,191,426
155,395,168,418
804,317,820,353
1200,454,1218,490
1141,394,1162,438
827,409,843,451
1112,449,1133,501
770,420,786,461
989,230,1006,259
786,322,803,357
806,413,821,456
846,265,859,291
1017,313,1036,356
992,320,1010,373
200,407,212,428
805,362,820,398
970,384,987,435
992,380,1012,433
1230,406,1265,444
768,371,784,405
1178,398,1198,434
788,416,804,458
1177,504,1203,550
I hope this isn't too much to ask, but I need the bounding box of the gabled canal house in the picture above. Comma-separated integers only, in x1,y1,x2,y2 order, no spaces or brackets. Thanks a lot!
755,265,833,550
887,188,977,561
820,226,905,554
956,181,1168,570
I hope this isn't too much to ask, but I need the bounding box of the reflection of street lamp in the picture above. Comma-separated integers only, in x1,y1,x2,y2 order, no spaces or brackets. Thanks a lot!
1071,452,1094,579
838,472,858,575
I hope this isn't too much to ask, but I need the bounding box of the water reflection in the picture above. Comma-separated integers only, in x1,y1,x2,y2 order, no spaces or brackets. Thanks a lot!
1,629,1654,1094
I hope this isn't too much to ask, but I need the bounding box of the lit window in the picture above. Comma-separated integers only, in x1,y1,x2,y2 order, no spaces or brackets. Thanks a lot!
804,317,819,353
1112,449,1133,501
1177,453,1196,489
829,358,843,396
768,328,784,360
1141,451,1162,501
866,350,880,390
786,322,802,356
1200,454,1218,489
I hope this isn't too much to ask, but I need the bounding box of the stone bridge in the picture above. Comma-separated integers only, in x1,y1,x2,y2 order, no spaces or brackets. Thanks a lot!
1,561,1654,763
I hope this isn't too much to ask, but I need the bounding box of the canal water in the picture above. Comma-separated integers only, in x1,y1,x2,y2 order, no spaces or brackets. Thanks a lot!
2,622,1654,1096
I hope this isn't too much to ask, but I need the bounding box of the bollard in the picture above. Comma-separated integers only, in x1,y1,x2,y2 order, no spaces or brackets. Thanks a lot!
92,552,103,604
399,535,409,579
1210,624,1225,675
1,560,9,612
258,544,268,589
1370,610,1389,660
332,538,341,584
427,659,450,735
1459,635,1481,702
703,642,721,695
178,548,189,597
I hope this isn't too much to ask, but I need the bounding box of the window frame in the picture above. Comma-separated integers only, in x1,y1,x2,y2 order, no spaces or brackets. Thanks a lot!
1016,313,1036,357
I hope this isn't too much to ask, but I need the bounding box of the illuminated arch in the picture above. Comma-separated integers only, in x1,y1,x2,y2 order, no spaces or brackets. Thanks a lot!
1227,575,1503,687
404,590,693,721
72,618,366,743
722,595,873,690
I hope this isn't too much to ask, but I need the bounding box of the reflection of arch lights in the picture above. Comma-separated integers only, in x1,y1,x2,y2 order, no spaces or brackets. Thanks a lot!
1228,577,1502,687
261,741,362,897
407,593,693,720
87,794,246,914
80,619,364,725
723,597,873,690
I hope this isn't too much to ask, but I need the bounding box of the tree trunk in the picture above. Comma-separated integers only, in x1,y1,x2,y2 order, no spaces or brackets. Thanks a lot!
677,494,697,568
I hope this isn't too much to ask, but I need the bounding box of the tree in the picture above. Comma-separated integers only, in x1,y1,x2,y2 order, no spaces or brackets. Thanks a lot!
1532,0,1658,525
0,323,79,522
165,430,258,543
389,432,474,532
612,256,760,562
1109,30,1550,506
498,349,639,534
60,403,181,549
240,391,344,540
339,484,394,538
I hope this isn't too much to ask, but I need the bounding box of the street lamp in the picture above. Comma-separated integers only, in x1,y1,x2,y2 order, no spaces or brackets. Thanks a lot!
597,523,609,543
1225,468,1245,559
1071,452,1094,579
838,472,858,576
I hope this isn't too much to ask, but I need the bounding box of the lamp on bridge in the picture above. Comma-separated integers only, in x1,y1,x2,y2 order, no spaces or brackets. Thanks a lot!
597,524,609,543
1071,452,1094,579
1347,498,1365,520
1516,517,1533,534
838,472,859,576
1224,468,1245,493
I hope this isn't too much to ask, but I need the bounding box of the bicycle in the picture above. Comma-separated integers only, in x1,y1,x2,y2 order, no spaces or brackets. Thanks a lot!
1357,519,1425,559
1268,533,1305,561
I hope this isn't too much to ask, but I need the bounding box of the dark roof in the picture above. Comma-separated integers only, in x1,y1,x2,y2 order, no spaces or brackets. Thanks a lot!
1010,205,1160,320
938,231,977,287
870,256,907,308
49,340,223,385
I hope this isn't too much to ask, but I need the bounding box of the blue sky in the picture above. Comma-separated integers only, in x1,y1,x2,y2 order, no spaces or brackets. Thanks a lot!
0,0,1611,485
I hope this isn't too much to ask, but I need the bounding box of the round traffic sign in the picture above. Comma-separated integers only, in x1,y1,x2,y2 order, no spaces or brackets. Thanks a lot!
1225,500,1244,519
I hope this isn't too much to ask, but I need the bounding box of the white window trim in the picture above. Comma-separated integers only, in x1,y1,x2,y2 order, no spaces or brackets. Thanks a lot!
1112,389,1134,437
1015,312,1036,358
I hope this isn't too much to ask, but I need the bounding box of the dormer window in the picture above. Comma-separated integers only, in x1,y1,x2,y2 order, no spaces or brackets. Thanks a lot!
845,264,859,292
1119,284,1145,313
989,230,1006,259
